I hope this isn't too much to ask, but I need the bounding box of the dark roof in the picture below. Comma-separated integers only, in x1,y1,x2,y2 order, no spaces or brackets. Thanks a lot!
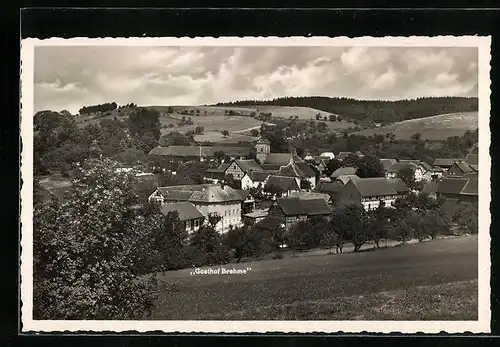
452,161,475,174
161,202,205,221
460,178,478,195
235,189,251,200
234,159,262,173
465,154,479,165
433,158,462,167
350,177,409,197
264,153,303,165
397,160,432,171
218,163,230,171
331,167,357,178
156,184,242,203
260,163,282,171
276,198,331,216
204,168,226,179
243,209,269,219
470,164,479,172
256,137,271,145
248,170,272,182
436,178,469,195
380,159,398,171
315,181,344,194
255,216,283,231
265,175,300,191
278,162,306,178
295,162,316,177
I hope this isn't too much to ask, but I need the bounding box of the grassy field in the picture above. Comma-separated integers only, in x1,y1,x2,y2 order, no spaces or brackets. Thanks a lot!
152,235,478,320
160,114,265,135
354,111,478,140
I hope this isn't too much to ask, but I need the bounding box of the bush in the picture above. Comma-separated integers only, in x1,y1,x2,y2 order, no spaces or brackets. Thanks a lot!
272,252,284,260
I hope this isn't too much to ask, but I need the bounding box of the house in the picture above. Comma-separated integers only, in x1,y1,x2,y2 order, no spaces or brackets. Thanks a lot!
448,161,478,177
432,158,462,171
465,154,478,166
264,175,301,197
268,197,331,230
330,166,357,179
436,177,478,203
260,152,304,170
335,174,360,185
241,170,274,190
204,163,230,183
277,159,317,189
148,183,243,233
224,159,262,180
423,166,445,181
386,162,424,181
242,209,269,226
379,159,398,173
315,181,345,203
235,189,256,214
160,202,206,234
337,177,409,210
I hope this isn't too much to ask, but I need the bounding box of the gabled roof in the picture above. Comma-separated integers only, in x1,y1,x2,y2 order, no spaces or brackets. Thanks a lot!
331,166,357,178
433,158,462,167
255,216,283,231
380,159,398,171
350,177,409,197
234,159,262,173
452,161,475,174
336,174,360,185
161,202,205,221
295,162,316,177
420,181,439,195
276,198,331,216
470,164,479,172
156,184,242,203
436,177,469,195
235,189,251,200
465,154,479,166
218,163,230,171
315,181,344,194
265,175,300,192
397,159,432,171
247,170,273,182
460,178,478,195
256,137,271,145
264,153,303,165
278,162,305,178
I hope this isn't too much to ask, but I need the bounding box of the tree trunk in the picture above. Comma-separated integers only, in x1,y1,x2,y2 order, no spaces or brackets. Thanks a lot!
375,239,380,248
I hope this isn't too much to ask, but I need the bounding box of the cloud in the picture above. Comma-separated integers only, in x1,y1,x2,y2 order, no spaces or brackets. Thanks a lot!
33,45,478,114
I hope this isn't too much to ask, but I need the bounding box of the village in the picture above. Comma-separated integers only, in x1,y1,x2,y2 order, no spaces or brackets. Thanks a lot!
146,133,478,239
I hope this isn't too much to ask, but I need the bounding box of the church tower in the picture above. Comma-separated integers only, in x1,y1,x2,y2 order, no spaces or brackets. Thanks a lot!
255,137,271,163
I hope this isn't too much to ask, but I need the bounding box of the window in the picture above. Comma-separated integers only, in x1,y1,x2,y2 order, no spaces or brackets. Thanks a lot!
234,165,237,169
225,211,227,216
195,220,199,227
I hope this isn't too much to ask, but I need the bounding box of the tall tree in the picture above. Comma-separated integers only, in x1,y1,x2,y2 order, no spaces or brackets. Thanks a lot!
33,158,159,319
127,108,161,152
356,155,384,178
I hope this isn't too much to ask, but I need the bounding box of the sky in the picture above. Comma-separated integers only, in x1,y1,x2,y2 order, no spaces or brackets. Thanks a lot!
33,46,478,114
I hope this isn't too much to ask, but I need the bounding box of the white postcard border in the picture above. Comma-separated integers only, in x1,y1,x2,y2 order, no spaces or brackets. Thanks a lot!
20,36,491,333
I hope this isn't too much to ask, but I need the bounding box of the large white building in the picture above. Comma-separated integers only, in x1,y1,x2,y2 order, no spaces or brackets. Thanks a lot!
149,183,244,233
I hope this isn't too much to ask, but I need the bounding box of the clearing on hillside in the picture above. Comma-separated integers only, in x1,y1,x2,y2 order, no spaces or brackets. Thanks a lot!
354,111,478,140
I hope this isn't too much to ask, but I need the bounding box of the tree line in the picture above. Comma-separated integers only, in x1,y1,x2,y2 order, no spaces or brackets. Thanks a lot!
79,102,118,115
216,96,478,124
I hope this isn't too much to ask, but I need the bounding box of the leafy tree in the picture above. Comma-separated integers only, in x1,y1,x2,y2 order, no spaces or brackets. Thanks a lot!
222,225,261,262
264,183,284,198
250,129,259,137
167,106,174,113
127,107,161,152
287,220,311,254
214,151,226,164
114,146,146,166
392,220,413,244
422,210,450,239
407,212,426,242
411,132,422,141
189,225,231,266
221,130,230,138
300,179,312,190
368,207,391,248
33,158,159,320
397,167,416,189
341,153,362,168
356,155,384,178
324,158,342,177
194,126,204,135
207,213,223,229
315,113,321,120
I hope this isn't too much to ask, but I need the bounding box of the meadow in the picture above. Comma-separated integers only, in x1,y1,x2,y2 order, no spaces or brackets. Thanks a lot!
152,235,478,320
354,111,478,140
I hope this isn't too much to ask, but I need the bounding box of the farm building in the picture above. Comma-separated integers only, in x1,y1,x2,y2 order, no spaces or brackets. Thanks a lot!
235,189,256,214
379,158,398,172
386,162,425,181
264,175,301,197
148,183,244,233
242,209,269,226
447,161,478,177
436,177,478,203
160,202,206,234
224,159,262,180
432,158,463,170
241,170,274,190
334,174,360,185
277,159,317,189
268,197,331,230
337,177,409,210
314,181,345,203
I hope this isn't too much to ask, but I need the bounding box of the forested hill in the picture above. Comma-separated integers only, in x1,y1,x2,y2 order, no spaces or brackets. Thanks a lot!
215,97,478,124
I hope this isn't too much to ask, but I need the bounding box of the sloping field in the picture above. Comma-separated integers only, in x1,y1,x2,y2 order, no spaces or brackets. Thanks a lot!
162,114,265,134
152,235,478,320
354,111,478,140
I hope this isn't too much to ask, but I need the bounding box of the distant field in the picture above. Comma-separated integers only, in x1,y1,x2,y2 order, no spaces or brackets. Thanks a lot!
160,114,265,135
354,111,478,140
151,235,478,320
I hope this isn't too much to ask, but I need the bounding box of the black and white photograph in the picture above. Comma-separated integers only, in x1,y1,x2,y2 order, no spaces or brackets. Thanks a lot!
20,36,491,333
